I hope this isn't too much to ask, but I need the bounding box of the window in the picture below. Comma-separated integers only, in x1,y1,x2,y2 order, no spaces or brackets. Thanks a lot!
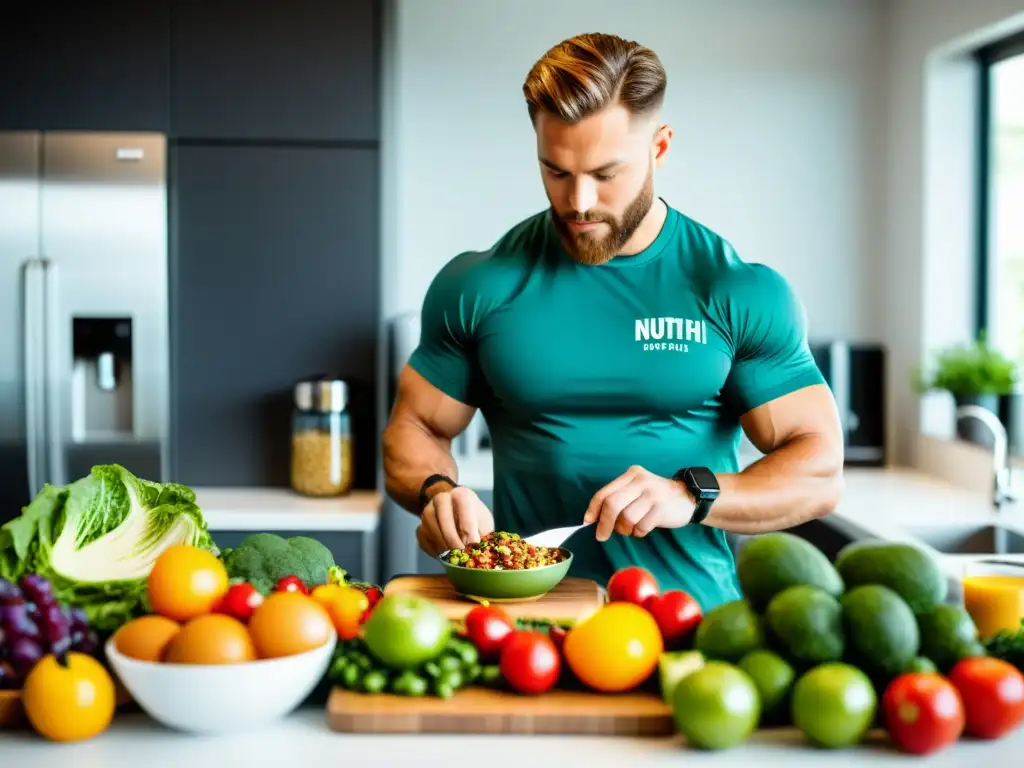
976,33,1024,363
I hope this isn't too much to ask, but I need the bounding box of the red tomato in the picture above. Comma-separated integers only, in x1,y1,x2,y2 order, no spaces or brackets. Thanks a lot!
881,673,965,755
548,625,568,653
274,575,308,595
464,605,515,660
217,582,264,622
360,586,384,623
499,631,561,695
643,590,703,648
607,567,658,605
948,657,1024,739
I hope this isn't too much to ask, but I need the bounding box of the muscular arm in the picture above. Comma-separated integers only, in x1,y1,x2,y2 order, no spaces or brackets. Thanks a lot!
703,383,844,534
382,365,477,514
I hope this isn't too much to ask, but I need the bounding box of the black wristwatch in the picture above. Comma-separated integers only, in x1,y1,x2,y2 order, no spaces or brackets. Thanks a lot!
673,466,720,525
418,473,458,514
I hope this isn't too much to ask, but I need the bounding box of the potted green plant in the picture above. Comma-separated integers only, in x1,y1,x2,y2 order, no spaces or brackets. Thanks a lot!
913,334,1021,445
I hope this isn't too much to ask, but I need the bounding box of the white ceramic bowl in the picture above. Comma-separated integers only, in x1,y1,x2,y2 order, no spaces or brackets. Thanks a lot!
104,634,336,734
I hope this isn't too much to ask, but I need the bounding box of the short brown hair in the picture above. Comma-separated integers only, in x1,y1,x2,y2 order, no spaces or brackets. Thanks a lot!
522,33,667,124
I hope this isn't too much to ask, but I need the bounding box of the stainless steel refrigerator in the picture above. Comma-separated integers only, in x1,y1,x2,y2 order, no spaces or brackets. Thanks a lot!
0,132,171,521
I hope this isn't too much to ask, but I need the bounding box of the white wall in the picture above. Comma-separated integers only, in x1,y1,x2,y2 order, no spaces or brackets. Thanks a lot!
378,0,1024,471
381,0,889,347
882,0,1024,466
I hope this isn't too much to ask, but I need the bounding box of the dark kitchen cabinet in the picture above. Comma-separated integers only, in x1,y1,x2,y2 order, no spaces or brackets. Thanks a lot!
171,144,380,489
0,1,171,132
170,0,379,141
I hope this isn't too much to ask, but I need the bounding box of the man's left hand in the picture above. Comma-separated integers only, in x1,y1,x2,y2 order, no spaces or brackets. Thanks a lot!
583,465,697,542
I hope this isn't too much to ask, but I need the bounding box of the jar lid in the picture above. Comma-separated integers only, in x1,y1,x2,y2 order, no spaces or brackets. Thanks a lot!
294,378,348,412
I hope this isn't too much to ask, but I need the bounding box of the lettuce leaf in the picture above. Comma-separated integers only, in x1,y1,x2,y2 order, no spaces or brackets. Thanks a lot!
0,464,217,632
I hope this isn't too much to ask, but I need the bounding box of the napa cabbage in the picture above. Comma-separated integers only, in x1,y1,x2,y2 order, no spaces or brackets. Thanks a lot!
0,464,217,631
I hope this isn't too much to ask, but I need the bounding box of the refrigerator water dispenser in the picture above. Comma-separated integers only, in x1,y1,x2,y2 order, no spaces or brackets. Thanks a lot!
71,317,134,441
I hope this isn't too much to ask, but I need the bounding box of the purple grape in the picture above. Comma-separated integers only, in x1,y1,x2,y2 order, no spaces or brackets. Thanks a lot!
19,574,53,605
0,624,5,654
26,601,39,619
74,629,100,656
0,579,22,606
39,602,71,645
0,603,40,640
69,605,89,627
8,637,42,676
0,661,18,690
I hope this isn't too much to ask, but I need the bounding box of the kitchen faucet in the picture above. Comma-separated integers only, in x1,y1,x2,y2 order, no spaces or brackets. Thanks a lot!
956,405,1017,509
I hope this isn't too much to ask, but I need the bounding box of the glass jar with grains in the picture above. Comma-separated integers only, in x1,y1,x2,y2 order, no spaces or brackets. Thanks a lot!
290,378,353,497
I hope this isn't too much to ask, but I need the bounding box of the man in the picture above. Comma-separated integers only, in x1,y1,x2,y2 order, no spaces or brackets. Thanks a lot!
382,32,844,610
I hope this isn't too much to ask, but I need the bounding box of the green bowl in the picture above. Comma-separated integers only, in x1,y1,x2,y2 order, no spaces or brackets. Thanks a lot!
438,548,574,601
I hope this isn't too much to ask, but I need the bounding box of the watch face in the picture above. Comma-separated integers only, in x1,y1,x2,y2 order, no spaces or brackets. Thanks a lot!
688,467,719,493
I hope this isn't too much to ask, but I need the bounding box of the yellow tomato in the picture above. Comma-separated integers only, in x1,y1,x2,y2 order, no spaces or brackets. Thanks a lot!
563,602,664,692
22,652,116,742
147,545,229,621
312,584,369,640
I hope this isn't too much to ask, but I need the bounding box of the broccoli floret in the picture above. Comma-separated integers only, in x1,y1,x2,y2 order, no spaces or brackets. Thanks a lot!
221,532,336,594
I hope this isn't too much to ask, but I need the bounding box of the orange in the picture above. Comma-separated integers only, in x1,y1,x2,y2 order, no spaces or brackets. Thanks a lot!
113,615,181,662
311,584,369,640
22,652,116,742
147,544,229,621
563,602,664,692
248,590,335,658
163,613,257,664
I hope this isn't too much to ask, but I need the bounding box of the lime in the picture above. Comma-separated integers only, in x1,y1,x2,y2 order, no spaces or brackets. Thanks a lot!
362,594,451,670
659,650,705,703
791,663,877,748
671,661,760,750
738,649,795,724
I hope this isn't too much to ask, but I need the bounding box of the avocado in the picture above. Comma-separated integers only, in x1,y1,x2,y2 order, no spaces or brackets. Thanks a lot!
835,541,947,614
694,599,764,662
736,532,845,611
841,584,920,677
765,584,845,666
917,604,987,672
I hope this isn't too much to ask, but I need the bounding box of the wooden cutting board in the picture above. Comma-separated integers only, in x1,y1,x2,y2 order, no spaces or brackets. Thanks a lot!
326,686,673,735
384,575,605,623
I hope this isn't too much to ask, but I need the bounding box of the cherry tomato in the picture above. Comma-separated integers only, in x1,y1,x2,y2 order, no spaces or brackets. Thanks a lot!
464,605,515,660
275,576,308,595
360,586,384,623
217,582,264,622
607,567,658,606
881,673,965,755
948,657,1024,739
499,631,561,695
311,584,369,640
548,625,568,653
643,590,703,648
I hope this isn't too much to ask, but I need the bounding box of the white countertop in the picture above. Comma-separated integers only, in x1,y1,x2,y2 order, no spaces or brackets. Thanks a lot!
3,707,1023,766
193,488,382,532
5,465,1024,760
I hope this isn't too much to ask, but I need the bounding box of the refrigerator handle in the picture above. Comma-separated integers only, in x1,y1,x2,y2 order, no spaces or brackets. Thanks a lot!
43,259,63,487
22,258,47,498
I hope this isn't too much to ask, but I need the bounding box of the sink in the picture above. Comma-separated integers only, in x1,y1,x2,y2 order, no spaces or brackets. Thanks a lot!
905,523,1024,556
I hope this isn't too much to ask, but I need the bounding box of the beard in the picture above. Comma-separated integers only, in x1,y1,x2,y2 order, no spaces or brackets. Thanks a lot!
550,165,655,266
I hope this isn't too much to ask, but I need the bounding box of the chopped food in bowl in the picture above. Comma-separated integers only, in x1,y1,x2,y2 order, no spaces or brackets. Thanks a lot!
442,531,568,570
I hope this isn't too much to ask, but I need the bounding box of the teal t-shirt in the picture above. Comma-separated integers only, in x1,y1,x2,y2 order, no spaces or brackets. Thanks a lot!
407,202,825,611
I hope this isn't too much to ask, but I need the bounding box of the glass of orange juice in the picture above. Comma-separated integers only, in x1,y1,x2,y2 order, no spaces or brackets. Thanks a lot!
961,561,1024,640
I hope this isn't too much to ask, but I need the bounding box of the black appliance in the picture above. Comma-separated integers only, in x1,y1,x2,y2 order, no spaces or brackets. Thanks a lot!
810,341,887,467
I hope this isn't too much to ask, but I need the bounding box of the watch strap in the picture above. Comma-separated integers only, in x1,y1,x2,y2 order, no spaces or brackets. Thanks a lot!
673,466,718,525
418,473,458,514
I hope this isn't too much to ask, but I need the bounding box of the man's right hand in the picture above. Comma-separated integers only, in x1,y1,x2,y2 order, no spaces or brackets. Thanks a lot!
416,486,495,556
